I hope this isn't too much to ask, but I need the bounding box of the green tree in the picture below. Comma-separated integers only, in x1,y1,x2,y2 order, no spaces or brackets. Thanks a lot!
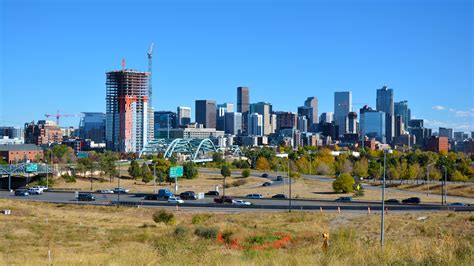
332,173,355,193
220,164,231,196
183,161,198,179
141,162,153,184
212,152,224,164
368,160,382,180
255,157,270,171
242,169,250,178
353,158,368,177
451,170,468,182
51,144,69,163
387,166,400,181
99,151,118,182
77,157,94,189
128,160,141,179
429,168,442,182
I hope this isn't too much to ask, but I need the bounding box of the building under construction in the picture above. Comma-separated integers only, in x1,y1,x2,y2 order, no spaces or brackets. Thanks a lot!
106,69,154,152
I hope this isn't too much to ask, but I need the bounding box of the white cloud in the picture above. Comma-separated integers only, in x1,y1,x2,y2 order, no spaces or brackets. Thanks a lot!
455,110,474,117
432,105,445,111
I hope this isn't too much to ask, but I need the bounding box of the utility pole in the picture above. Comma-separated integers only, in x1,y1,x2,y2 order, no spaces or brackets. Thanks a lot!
381,149,392,249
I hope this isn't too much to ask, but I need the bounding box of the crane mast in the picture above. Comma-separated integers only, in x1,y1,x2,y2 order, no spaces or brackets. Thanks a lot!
147,43,154,105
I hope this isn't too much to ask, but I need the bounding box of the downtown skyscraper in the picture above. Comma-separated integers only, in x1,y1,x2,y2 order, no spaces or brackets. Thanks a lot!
334,91,352,137
376,86,394,143
237,86,250,134
195,100,216,128
105,69,152,152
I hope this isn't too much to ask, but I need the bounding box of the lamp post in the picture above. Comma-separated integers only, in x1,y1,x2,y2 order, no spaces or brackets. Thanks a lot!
380,149,392,249
426,163,436,196
442,165,447,205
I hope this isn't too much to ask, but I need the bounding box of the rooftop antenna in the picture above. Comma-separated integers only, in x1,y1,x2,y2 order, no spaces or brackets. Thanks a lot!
147,43,154,105
122,58,125,70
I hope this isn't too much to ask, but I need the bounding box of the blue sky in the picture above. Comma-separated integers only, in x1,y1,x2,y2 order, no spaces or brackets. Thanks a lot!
1,0,473,132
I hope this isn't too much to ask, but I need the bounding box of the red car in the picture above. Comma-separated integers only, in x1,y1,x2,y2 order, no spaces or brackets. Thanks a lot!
214,196,233,204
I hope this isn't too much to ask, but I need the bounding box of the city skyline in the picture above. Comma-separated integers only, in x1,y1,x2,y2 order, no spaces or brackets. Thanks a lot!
1,0,473,132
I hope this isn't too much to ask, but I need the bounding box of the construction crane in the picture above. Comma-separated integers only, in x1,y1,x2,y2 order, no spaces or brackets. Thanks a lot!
44,111,77,125
147,42,154,105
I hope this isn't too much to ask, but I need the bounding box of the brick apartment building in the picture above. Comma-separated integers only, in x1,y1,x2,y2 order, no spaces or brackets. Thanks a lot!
0,144,43,163
24,120,63,146
425,136,448,153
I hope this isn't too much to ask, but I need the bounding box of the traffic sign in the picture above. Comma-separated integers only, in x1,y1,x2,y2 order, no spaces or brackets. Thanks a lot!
25,163,38,173
77,152,89,158
169,166,183,178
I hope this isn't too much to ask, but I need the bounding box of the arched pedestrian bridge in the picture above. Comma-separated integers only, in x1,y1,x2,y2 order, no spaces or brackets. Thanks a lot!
140,138,218,162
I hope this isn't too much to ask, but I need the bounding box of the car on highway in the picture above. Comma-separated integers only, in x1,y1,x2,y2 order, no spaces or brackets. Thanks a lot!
271,194,288,199
384,199,400,204
168,197,184,204
77,193,95,201
112,187,129,194
96,189,114,194
214,196,233,204
262,182,273,187
261,173,269,178
245,193,263,199
180,191,197,200
276,176,284,181
157,188,174,199
15,189,29,196
32,186,47,192
335,197,353,202
402,197,421,204
204,191,219,196
27,188,43,195
233,200,252,206
144,194,159,200
448,202,466,206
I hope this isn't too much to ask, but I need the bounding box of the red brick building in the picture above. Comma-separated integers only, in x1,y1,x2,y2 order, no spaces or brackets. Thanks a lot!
426,136,448,153
24,120,63,146
0,144,43,163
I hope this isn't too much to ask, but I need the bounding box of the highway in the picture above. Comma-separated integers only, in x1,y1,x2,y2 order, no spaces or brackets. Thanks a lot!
1,190,472,213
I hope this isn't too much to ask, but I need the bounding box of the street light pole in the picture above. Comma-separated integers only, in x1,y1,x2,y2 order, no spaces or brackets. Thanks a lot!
381,149,392,249
288,157,292,213
426,163,435,196
153,162,157,194
442,166,447,205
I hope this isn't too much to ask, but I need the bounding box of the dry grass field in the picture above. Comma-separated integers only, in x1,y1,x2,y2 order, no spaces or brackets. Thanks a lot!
0,199,472,265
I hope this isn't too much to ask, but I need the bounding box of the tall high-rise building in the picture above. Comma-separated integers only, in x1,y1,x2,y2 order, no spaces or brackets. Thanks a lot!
439,127,453,140
395,115,404,137
394,100,411,127
154,111,177,138
334,91,352,136
376,86,394,142
304,96,318,125
79,112,106,143
297,106,312,129
248,113,263,136
319,112,334,124
224,112,242,135
237,87,250,134
347,112,358,134
177,106,191,127
106,69,152,152
297,116,308,133
360,106,386,143
195,100,216,128
216,103,234,131
275,111,297,130
250,102,273,135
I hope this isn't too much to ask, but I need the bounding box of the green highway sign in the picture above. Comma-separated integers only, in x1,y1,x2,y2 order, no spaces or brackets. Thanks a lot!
77,152,89,158
25,163,38,173
169,166,184,178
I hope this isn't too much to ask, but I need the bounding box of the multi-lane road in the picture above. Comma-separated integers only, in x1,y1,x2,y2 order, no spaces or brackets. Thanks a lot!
1,190,472,213
0,168,472,213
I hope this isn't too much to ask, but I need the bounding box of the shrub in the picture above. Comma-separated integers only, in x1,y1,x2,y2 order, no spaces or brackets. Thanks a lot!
191,213,213,225
194,226,218,239
37,177,54,186
289,171,300,178
152,209,176,225
231,179,247,187
221,229,234,244
174,225,189,239
62,174,76,183
242,169,250,178
332,173,355,193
